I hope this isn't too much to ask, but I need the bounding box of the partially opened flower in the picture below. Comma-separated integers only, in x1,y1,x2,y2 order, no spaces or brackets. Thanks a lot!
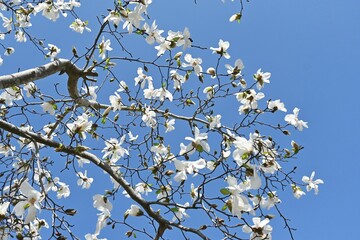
124,204,143,219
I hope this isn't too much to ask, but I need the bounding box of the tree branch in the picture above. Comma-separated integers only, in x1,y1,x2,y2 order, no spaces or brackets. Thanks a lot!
0,58,98,99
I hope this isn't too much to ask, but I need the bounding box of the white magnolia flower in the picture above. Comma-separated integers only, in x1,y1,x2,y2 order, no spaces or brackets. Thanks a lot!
82,86,98,100
170,70,185,90
285,107,308,131
203,85,218,99
85,233,107,240
182,54,203,76
261,191,281,210
210,39,230,59
4,47,15,56
125,204,143,218
206,114,221,129
142,106,157,128
0,55,3,66
57,181,70,199
134,67,153,89
77,156,90,168
23,82,37,97
253,68,271,90
66,113,92,139
15,30,26,42
70,18,91,33
128,131,138,141
172,202,189,221
123,4,145,33
173,159,206,182
41,102,56,115
268,99,287,112
45,44,60,60
93,194,113,211
232,136,253,165
77,170,93,189
143,20,164,44
109,92,122,111
102,136,129,163
134,182,152,196
225,59,244,79
165,119,175,133
242,217,273,240
180,127,210,155
13,179,42,224
291,184,306,199
95,208,111,236
104,10,123,27
99,36,113,59
302,171,324,194
0,143,15,157
0,201,10,216
0,87,22,106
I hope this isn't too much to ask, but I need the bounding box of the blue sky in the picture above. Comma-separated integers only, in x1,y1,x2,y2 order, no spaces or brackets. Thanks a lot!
1,0,360,239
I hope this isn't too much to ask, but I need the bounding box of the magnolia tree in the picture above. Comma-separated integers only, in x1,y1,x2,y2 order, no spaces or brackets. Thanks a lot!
0,0,323,239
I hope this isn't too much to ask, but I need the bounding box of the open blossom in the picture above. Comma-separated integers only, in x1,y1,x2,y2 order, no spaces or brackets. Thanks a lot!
253,68,271,90
0,201,10,217
182,54,203,76
93,194,113,211
109,92,122,111
0,87,22,106
180,126,210,155
104,10,123,27
102,135,129,163
23,82,37,97
143,20,164,44
123,4,145,33
82,86,98,100
173,158,206,182
95,208,111,236
134,67,153,89
302,171,324,194
242,217,273,240
225,59,244,79
98,36,113,59
285,107,308,131
210,39,230,59
268,99,287,112
142,106,157,128
45,44,60,60
172,202,190,221
70,18,91,33
206,114,221,129
41,102,56,115
165,119,175,132
15,30,26,42
170,70,185,90
13,179,42,224
66,113,92,139
0,143,15,157
77,170,94,189
232,135,253,165
57,181,71,199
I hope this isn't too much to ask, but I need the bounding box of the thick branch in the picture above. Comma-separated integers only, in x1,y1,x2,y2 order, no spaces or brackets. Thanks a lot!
0,58,98,99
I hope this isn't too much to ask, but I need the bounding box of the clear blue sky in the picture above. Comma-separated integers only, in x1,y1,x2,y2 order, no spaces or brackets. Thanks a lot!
2,0,360,239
